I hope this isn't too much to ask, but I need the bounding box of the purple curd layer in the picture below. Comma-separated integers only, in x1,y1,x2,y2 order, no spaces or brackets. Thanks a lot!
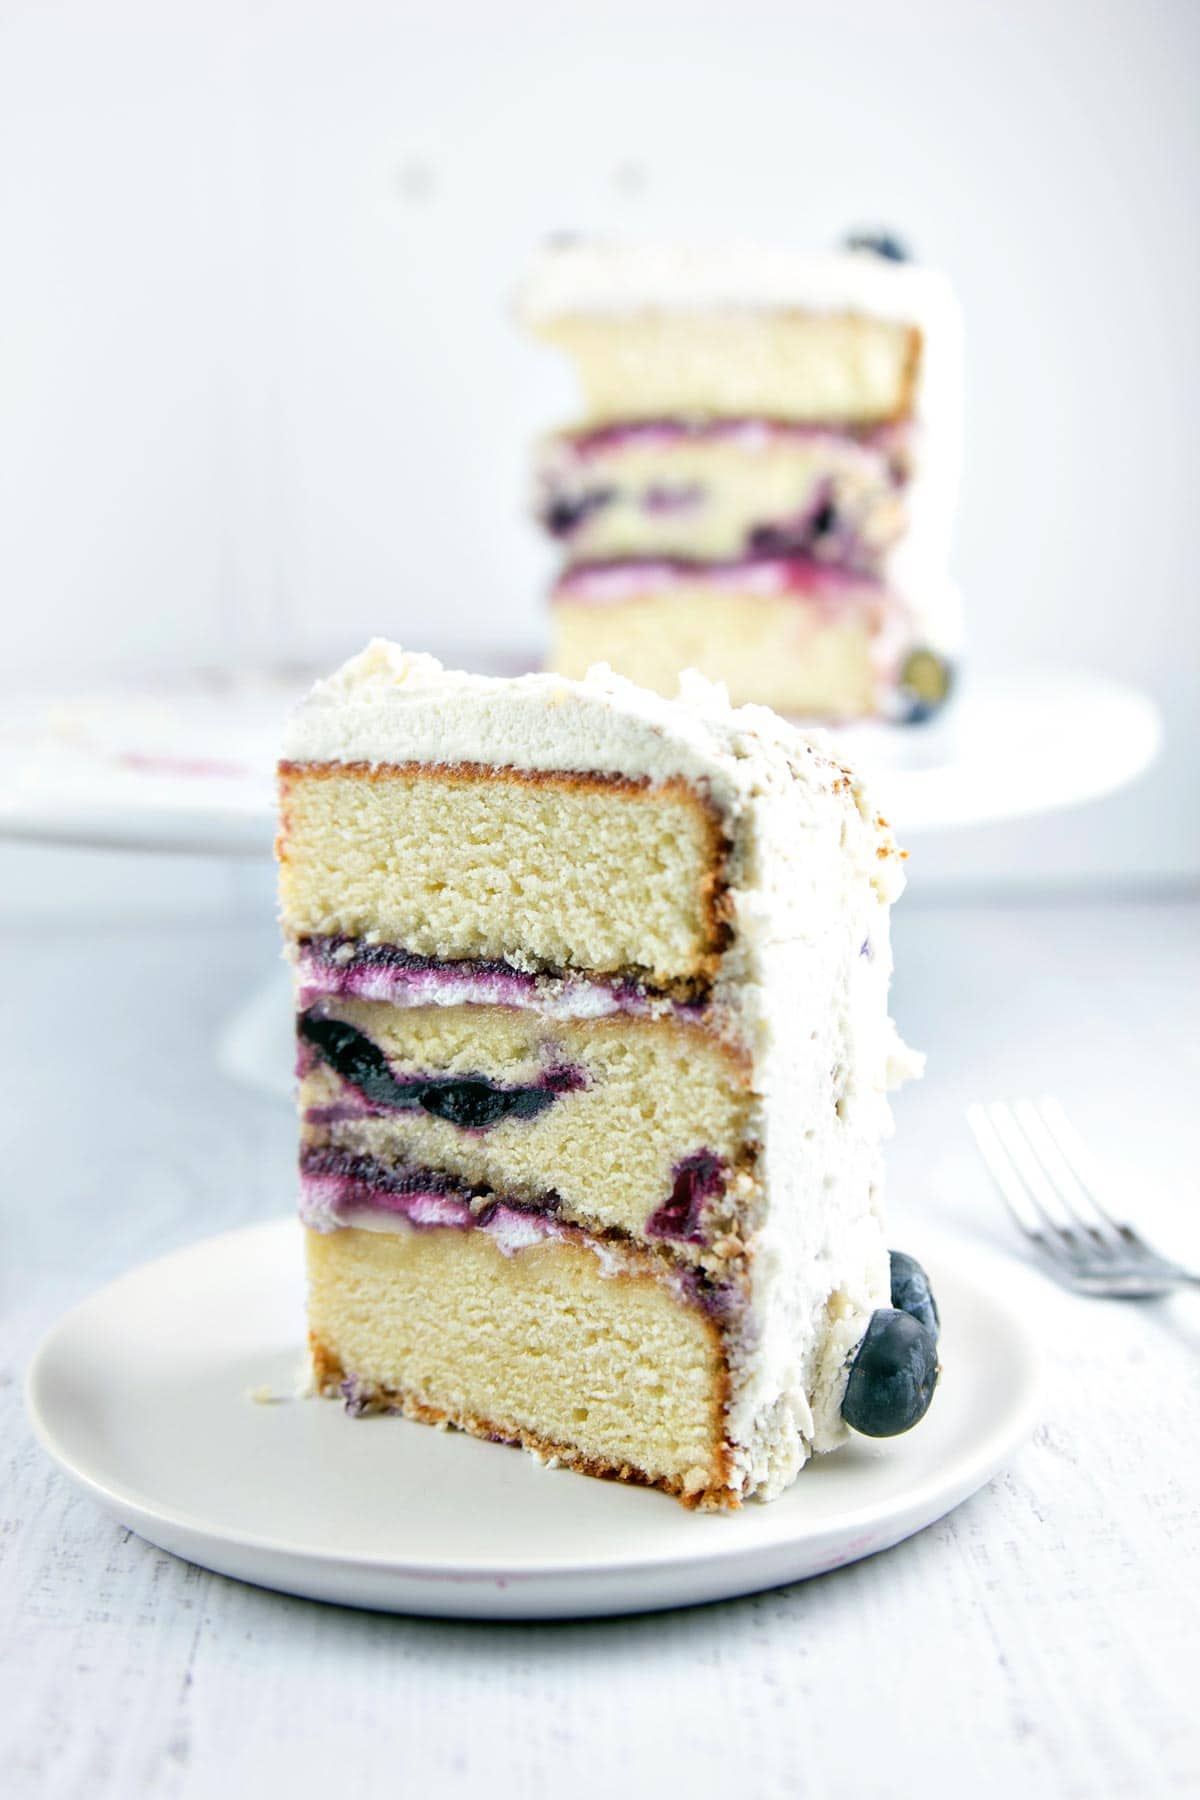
555,417,912,462
299,1144,565,1249
552,555,894,611
299,1145,735,1318
295,937,709,1023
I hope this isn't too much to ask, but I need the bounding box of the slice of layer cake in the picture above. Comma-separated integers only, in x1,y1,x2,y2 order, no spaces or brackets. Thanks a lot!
520,237,962,722
278,641,938,1509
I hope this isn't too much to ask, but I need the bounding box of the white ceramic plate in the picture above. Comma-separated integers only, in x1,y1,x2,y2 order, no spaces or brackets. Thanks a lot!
26,1220,1042,1619
0,664,1160,852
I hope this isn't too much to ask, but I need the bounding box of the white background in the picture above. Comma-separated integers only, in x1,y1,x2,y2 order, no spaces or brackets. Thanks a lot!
0,0,1197,907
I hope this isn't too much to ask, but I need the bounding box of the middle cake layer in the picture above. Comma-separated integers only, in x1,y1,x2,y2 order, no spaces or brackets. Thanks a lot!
297,996,757,1250
536,418,910,570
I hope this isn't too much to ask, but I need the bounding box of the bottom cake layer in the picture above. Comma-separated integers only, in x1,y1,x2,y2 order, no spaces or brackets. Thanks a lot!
548,566,907,718
306,1222,739,1507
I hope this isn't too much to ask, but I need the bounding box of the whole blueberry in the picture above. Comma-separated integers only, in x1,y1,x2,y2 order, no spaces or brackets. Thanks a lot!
889,1249,940,1341
843,229,911,263
898,647,954,724
842,1309,939,1437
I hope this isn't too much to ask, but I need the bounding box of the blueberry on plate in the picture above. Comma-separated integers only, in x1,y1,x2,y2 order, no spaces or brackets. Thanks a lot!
842,1308,939,1437
843,229,910,263
897,647,954,724
889,1249,940,1341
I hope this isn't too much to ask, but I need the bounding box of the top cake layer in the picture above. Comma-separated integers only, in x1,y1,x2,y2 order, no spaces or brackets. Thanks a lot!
278,642,906,996
519,240,961,430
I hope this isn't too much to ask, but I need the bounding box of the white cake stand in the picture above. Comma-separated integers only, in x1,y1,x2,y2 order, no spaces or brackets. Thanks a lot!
0,662,1161,1100
0,664,1163,852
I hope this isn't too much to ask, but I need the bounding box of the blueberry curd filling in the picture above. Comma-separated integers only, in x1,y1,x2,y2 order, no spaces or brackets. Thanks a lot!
541,485,894,572
645,1149,728,1243
298,1010,585,1129
746,492,888,573
298,1146,737,1321
542,493,886,573
299,1144,564,1245
543,487,616,536
555,417,912,460
295,937,710,1022
553,555,892,610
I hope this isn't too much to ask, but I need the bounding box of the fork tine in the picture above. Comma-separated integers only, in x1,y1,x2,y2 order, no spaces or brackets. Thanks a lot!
986,1100,1090,1253
1032,1097,1144,1252
970,1099,1198,1297
1012,1099,1124,1259
966,1102,1073,1267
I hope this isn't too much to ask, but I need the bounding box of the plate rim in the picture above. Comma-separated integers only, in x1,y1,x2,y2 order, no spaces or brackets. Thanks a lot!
25,1218,1044,1600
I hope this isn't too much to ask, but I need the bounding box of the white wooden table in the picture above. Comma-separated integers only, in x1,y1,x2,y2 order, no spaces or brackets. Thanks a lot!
3,898,1198,1798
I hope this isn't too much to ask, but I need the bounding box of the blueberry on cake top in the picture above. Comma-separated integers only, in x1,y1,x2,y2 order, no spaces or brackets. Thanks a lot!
278,641,936,1508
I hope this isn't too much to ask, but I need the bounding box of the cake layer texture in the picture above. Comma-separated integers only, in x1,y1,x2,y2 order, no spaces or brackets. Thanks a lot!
297,996,756,1249
536,419,909,569
548,566,905,719
306,1221,735,1505
279,760,730,994
518,239,959,433
530,311,920,427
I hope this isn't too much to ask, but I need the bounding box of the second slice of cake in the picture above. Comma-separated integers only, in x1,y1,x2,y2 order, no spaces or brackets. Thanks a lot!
521,239,963,722
278,641,935,1508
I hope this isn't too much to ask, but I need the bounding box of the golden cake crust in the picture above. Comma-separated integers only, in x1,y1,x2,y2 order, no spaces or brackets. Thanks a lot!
310,1333,739,1510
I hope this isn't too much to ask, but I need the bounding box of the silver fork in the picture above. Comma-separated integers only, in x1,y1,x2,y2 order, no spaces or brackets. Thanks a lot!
967,1097,1200,1299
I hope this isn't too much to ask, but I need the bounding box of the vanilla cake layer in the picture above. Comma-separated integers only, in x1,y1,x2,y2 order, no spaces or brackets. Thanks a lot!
549,575,904,718
306,1222,735,1505
278,762,730,994
537,420,909,569
531,313,921,426
297,997,756,1249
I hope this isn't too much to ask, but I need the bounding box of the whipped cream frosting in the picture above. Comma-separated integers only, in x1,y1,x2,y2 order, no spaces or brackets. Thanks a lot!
283,641,902,878
517,240,957,332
